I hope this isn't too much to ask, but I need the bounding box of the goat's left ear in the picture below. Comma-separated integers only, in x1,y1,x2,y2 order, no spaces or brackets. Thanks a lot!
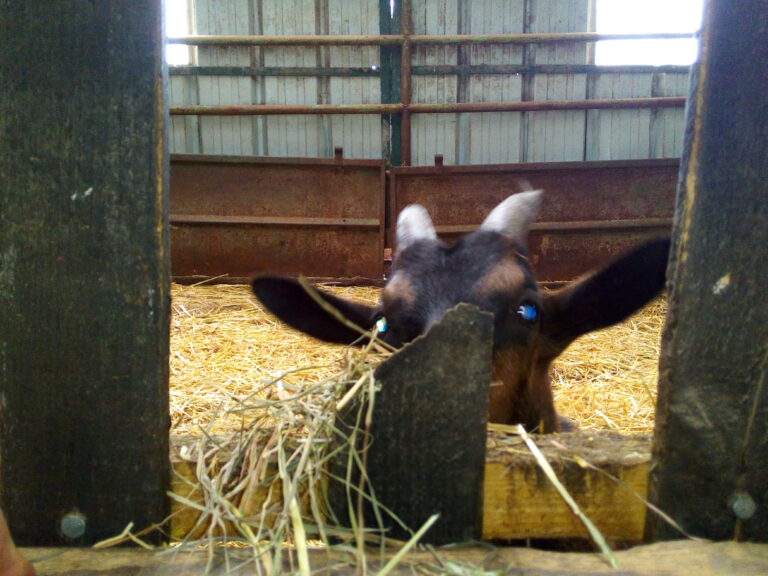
540,237,670,355
252,275,378,345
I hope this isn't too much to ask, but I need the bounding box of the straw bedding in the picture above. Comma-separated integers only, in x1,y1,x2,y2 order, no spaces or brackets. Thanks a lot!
170,282,665,436
158,282,666,568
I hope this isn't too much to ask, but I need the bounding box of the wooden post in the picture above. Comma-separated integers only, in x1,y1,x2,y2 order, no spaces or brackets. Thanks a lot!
335,304,492,544
647,0,768,541
0,2,170,545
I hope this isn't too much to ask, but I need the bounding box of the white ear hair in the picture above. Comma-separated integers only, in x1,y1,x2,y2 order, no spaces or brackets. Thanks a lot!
480,189,543,249
396,204,437,252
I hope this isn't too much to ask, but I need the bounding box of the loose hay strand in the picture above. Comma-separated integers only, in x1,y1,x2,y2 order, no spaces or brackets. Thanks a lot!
514,425,619,570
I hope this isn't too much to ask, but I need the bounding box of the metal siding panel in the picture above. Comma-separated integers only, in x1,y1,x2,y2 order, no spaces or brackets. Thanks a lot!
262,0,323,157
461,0,525,164
525,0,589,162
586,73,654,160
651,72,690,158
328,0,382,159
196,0,254,155
169,76,189,153
411,0,459,165
170,155,385,280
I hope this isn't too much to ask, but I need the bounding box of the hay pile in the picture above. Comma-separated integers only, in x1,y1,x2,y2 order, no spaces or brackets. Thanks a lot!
170,282,665,435
162,282,666,570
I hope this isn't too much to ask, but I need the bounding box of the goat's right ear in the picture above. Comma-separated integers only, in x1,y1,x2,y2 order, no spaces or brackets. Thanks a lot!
539,237,670,356
251,275,378,345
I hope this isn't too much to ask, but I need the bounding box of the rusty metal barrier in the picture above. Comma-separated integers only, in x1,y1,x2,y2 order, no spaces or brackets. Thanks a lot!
170,154,678,284
170,150,386,283
390,157,679,283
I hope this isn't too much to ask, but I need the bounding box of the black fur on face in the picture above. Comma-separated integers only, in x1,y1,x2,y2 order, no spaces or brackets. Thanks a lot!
380,230,541,350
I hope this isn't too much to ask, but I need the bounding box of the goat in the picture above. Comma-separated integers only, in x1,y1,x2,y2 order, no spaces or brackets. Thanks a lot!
252,190,669,433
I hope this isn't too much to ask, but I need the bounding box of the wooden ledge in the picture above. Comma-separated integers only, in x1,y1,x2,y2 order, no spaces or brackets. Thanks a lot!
21,540,768,576
170,430,652,542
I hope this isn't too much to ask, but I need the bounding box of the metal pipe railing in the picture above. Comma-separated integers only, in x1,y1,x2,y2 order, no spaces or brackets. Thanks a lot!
168,25,695,165
167,31,696,47
170,97,685,116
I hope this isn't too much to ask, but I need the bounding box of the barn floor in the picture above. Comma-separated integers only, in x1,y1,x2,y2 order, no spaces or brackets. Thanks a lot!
169,282,665,435
22,540,768,575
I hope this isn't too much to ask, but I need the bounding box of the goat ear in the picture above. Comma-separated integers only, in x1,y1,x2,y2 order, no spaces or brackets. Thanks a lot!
540,237,670,356
480,189,543,251
251,275,378,345
396,204,438,252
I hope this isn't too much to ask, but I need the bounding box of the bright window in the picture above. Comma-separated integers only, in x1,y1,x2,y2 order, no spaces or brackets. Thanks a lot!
595,0,704,66
165,0,191,66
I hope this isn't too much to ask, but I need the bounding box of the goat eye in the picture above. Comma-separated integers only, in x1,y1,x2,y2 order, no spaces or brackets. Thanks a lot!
375,317,389,333
516,303,538,323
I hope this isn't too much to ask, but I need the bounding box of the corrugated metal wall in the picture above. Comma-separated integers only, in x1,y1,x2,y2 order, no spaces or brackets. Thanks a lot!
170,0,383,158
168,0,690,164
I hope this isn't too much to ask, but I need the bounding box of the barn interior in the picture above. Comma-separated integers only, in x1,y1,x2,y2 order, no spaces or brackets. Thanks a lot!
1,1,766,574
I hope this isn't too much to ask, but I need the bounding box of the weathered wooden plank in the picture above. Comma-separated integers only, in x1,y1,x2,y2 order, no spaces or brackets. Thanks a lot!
484,432,650,541
0,1,170,545
329,304,493,544
647,0,768,542
21,540,768,575
169,431,652,542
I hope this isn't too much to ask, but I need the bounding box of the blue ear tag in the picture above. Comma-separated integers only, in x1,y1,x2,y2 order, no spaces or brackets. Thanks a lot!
376,317,389,333
516,303,538,322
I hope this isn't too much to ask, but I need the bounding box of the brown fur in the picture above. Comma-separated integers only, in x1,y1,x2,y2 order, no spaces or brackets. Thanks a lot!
490,347,560,432
473,252,527,301
382,271,417,310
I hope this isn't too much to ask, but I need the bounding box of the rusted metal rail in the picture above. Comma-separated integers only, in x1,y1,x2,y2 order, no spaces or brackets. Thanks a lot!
169,155,678,283
169,152,386,283
168,32,696,47
171,97,685,116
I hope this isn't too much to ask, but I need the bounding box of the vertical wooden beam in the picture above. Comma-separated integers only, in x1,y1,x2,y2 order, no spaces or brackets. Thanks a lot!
334,304,492,544
647,0,768,542
0,2,170,545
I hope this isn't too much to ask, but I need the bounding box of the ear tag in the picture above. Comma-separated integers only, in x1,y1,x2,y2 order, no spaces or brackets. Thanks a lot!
516,304,538,322
376,317,389,334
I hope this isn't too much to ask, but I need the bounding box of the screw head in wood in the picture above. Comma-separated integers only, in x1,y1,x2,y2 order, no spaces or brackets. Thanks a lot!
730,491,757,520
60,511,87,540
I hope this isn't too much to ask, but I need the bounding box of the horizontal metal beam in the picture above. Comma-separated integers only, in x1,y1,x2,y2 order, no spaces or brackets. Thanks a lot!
170,214,380,229
436,218,673,235
411,64,692,76
170,103,401,116
170,97,685,116
168,63,691,78
168,32,696,47
407,97,685,113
